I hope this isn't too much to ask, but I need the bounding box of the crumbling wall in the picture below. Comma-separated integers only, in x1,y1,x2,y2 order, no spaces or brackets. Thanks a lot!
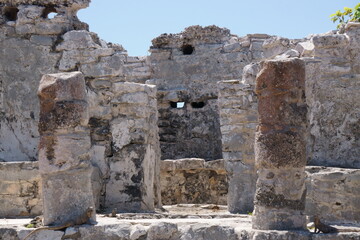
0,162,41,217
0,0,90,162
57,31,158,211
305,166,360,224
149,26,296,160
305,23,360,168
106,82,160,212
0,0,159,214
216,23,360,217
160,158,227,205
217,77,258,214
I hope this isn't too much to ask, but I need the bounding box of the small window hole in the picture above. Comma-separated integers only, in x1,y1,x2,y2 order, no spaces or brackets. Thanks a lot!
3,6,19,21
41,6,57,19
181,44,194,55
170,102,185,109
191,102,205,108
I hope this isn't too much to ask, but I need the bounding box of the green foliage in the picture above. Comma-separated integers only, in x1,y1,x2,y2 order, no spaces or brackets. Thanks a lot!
330,3,360,29
25,223,35,228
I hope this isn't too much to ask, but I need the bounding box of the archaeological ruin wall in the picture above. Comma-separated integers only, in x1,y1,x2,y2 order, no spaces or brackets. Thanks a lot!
0,0,160,215
305,23,360,168
0,0,359,228
148,26,297,161
216,23,360,222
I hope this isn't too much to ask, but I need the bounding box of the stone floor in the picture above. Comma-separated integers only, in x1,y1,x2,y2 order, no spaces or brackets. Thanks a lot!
1,205,360,240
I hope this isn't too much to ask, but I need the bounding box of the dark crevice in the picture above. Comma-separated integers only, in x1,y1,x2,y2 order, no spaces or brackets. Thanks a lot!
3,6,19,21
191,102,205,109
181,44,194,55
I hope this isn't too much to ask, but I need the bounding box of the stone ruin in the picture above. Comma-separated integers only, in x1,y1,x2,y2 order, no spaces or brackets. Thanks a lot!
0,0,360,239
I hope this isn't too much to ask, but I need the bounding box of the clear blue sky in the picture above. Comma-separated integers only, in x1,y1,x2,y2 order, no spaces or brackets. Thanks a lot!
78,0,359,56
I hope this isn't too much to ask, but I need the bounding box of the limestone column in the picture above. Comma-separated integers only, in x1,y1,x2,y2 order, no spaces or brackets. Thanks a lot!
252,58,307,230
38,72,96,225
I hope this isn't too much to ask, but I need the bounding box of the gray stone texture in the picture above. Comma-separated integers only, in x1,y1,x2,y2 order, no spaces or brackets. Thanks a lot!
3,160,360,225
253,58,307,230
305,166,360,224
218,79,258,214
5,213,360,240
160,158,227,205
0,1,90,163
0,0,160,214
106,82,160,212
306,23,360,168
149,25,294,160
38,72,96,225
0,162,42,217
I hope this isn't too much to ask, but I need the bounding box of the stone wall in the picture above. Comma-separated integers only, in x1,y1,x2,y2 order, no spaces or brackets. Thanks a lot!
0,162,41,217
216,23,360,215
160,159,360,224
305,23,360,168
148,26,295,160
160,158,227,205
2,159,360,224
217,78,258,214
105,82,160,212
305,166,360,224
0,0,159,213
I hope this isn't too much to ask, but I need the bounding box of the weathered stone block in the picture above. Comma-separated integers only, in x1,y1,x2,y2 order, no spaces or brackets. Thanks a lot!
0,162,42,217
38,71,95,225
253,58,307,230
255,131,306,169
56,30,100,51
218,78,258,213
80,53,125,77
226,160,256,213
312,34,349,49
38,72,88,134
38,133,91,173
41,167,95,225
38,72,87,102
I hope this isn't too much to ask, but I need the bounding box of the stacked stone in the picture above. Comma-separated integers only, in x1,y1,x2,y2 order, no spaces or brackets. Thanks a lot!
0,0,90,35
0,162,42,217
106,82,160,212
252,58,307,230
217,79,258,213
306,23,360,168
160,158,227,205
149,25,295,162
305,166,360,224
38,71,95,225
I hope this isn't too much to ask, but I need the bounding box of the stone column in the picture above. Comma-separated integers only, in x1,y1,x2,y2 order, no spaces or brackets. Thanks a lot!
38,72,96,225
252,58,307,230
218,79,258,213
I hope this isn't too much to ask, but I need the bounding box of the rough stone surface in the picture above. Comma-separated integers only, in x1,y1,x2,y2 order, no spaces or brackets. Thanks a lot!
0,0,159,214
160,158,227,205
306,24,360,168
2,209,360,240
305,166,360,224
149,25,293,160
253,58,307,230
0,162,42,217
106,82,160,212
3,161,360,225
0,37,60,162
218,79,258,214
215,23,360,219
38,72,96,225
0,0,359,233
